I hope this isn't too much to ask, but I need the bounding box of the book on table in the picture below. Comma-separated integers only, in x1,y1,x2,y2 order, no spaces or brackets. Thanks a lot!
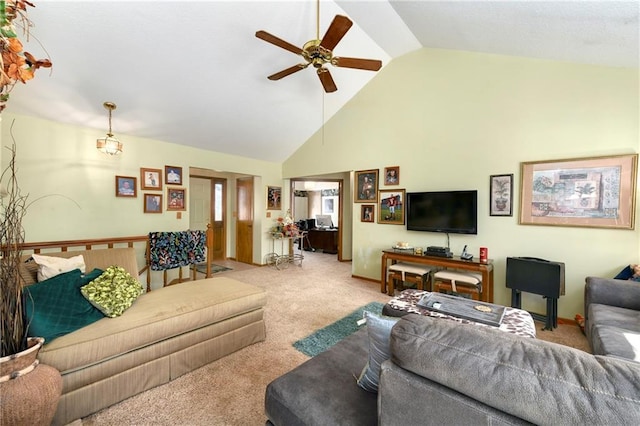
417,292,506,327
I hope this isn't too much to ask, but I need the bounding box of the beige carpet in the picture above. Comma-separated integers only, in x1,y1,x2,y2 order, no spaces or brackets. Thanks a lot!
81,251,589,426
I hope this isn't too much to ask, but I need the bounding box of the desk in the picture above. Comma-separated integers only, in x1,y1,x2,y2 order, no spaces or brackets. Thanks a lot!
381,249,494,303
307,229,338,254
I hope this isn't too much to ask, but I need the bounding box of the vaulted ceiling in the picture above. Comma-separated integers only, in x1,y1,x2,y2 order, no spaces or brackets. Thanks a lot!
5,1,639,162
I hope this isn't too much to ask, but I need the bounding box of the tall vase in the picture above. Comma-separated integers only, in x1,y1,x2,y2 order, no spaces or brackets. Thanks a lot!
0,337,63,426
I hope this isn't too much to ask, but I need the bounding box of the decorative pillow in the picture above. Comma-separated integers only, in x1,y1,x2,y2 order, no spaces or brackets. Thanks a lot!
24,268,105,344
81,266,144,318
357,311,400,393
32,253,86,282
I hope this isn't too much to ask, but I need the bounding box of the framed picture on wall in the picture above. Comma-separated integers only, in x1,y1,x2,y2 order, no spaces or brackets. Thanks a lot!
267,186,281,210
377,189,405,225
144,193,163,213
167,188,186,211
140,168,162,190
489,174,513,216
165,165,182,185
384,166,399,185
355,169,378,203
115,176,137,197
361,204,374,222
322,196,337,214
519,154,638,229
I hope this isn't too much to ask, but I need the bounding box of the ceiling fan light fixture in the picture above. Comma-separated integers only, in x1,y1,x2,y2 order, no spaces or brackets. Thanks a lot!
96,101,123,156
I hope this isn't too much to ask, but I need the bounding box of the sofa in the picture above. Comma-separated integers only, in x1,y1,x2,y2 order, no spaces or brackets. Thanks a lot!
20,248,267,425
266,304,640,425
584,276,640,362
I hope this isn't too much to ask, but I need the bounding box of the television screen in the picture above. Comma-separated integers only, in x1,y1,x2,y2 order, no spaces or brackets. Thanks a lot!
406,190,478,234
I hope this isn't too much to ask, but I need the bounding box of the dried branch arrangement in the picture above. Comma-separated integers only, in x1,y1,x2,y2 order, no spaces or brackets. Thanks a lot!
0,142,28,356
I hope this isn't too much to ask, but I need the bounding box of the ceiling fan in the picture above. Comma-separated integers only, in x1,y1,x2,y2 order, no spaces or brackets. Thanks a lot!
255,2,382,93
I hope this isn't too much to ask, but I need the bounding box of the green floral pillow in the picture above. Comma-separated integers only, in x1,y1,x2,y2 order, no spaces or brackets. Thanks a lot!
81,266,144,317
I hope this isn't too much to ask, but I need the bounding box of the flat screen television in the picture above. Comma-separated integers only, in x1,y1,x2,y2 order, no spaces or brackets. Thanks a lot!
406,190,478,234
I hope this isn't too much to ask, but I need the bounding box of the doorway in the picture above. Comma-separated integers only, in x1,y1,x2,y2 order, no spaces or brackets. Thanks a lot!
189,176,226,260
236,176,254,264
290,179,343,260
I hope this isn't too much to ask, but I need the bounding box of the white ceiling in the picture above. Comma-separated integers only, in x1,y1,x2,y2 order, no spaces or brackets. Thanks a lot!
6,1,639,163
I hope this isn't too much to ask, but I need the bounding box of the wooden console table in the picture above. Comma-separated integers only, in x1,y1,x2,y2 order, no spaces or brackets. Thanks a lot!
381,249,494,303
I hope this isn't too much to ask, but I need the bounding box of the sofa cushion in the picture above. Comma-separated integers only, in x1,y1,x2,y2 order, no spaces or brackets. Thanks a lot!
357,310,400,393
32,253,86,281
20,248,140,287
390,314,640,425
265,327,378,426
81,266,144,317
24,268,105,343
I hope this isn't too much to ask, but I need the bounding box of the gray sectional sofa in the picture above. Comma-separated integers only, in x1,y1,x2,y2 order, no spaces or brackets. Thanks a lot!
584,276,640,361
266,287,640,425
21,248,267,425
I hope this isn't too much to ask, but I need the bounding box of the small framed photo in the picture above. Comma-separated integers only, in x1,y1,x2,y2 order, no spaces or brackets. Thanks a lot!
144,194,163,213
167,188,186,211
267,186,281,210
115,176,137,197
355,169,378,203
490,174,514,216
384,166,399,186
378,189,405,225
165,165,183,185
140,168,162,190
322,196,337,214
361,204,375,222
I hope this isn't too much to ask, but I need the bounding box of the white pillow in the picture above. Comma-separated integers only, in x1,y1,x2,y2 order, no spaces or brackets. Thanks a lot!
32,254,86,282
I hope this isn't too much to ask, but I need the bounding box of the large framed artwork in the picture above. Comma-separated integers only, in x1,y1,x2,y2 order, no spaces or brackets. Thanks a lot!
355,169,378,203
519,154,638,229
377,189,405,225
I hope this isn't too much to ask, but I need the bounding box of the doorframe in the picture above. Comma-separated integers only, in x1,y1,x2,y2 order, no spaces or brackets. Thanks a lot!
290,178,343,261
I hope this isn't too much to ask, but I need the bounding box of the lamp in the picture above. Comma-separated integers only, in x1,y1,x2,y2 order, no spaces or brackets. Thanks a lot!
96,102,123,155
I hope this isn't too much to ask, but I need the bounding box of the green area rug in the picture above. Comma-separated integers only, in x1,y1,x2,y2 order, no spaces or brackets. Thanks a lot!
194,263,232,274
293,302,384,357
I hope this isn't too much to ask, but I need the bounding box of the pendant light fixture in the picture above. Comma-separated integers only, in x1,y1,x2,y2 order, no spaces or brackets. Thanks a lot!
96,101,123,155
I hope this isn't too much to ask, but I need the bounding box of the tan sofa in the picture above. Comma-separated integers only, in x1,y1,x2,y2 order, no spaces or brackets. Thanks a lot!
20,248,266,425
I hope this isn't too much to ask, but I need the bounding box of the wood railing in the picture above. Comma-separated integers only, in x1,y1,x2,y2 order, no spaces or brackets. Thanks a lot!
11,224,214,291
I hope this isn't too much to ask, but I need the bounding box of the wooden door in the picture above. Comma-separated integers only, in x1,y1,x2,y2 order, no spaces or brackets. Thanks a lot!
189,176,226,260
236,177,253,264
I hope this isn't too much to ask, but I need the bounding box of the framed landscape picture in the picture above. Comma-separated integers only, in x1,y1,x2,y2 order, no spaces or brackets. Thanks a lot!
115,176,137,197
167,188,186,211
377,189,405,225
140,167,162,190
519,154,638,229
355,169,378,203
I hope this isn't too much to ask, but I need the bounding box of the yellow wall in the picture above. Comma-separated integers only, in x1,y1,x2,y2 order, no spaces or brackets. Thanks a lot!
0,114,282,267
284,48,640,319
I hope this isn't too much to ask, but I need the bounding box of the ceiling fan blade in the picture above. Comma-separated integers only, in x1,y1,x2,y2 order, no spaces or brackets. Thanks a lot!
317,68,337,93
319,15,353,51
256,30,303,55
333,57,382,71
267,64,308,81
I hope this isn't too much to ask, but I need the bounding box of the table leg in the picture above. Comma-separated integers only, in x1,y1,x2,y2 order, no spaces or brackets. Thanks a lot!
381,254,388,294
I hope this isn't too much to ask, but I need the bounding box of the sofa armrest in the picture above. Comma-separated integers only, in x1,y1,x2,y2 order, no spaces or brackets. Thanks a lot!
584,276,640,316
